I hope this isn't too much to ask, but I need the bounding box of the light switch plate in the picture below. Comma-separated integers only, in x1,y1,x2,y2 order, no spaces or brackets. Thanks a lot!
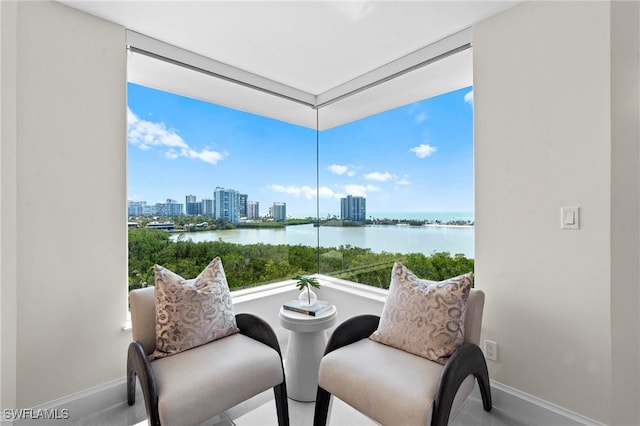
561,207,580,229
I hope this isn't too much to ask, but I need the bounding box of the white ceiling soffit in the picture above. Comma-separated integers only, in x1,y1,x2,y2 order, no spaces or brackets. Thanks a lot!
127,50,320,129
319,48,472,130
127,29,472,130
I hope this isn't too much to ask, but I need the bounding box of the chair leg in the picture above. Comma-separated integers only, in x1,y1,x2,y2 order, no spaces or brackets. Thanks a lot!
313,386,332,426
475,370,492,412
127,368,136,406
273,382,290,426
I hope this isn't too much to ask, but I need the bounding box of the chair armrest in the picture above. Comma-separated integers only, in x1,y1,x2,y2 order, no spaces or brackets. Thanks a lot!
431,342,492,426
236,313,283,356
324,314,380,355
127,341,160,426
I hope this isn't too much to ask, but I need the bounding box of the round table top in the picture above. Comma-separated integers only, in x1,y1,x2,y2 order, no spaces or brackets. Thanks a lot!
279,304,338,332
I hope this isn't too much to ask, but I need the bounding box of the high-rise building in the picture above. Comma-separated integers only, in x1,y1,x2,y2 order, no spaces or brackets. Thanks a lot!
341,195,366,222
239,194,248,218
155,199,183,217
185,194,202,215
247,201,259,220
214,187,240,223
272,202,286,222
201,199,214,216
128,201,147,216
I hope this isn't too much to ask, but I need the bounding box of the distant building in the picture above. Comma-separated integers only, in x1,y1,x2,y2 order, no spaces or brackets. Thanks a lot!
145,221,175,230
185,194,202,215
239,194,248,218
141,204,155,216
272,202,286,222
341,195,366,222
155,199,183,217
247,201,259,220
128,201,147,216
202,199,214,216
214,187,240,223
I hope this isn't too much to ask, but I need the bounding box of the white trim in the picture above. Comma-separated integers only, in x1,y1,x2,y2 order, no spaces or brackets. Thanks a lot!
14,378,139,425
317,274,388,303
230,279,297,304
470,380,606,426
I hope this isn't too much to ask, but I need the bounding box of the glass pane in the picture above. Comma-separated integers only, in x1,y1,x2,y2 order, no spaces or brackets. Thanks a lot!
318,87,475,287
127,83,317,291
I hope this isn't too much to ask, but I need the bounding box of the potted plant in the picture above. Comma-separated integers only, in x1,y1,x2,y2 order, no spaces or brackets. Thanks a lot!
295,274,320,306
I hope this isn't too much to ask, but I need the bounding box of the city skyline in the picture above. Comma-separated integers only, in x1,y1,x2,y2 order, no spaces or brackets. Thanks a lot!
127,83,474,217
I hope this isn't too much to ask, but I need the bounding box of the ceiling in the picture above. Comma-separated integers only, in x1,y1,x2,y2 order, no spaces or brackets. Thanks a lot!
60,1,518,129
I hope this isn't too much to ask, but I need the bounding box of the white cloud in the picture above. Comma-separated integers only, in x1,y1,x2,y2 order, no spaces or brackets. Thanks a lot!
184,148,224,166
396,175,411,186
128,108,225,166
343,184,380,198
318,186,338,199
364,171,396,182
410,143,437,159
408,102,429,123
328,164,348,175
415,111,428,123
464,90,474,106
267,185,336,199
164,149,180,160
328,164,356,177
127,108,187,150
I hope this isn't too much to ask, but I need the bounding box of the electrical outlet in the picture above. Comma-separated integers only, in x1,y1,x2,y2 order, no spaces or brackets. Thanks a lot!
484,340,498,362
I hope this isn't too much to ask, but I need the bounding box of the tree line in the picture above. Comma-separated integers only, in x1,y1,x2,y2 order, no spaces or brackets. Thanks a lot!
128,228,474,292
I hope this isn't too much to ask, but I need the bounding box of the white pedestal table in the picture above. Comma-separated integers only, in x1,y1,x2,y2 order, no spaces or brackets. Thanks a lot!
279,304,338,402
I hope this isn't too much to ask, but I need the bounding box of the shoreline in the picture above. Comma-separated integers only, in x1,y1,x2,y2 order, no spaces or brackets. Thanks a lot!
166,222,475,233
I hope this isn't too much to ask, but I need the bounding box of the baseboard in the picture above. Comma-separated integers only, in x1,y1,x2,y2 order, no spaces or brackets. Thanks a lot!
13,378,138,425
470,380,606,426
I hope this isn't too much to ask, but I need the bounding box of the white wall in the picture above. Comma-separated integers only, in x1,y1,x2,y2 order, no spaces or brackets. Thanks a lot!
475,2,639,424
1,1,128,408
1,0,19,412
610,1,640,424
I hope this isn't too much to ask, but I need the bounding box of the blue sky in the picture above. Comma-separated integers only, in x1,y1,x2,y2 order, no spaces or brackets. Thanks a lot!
127,83,474,217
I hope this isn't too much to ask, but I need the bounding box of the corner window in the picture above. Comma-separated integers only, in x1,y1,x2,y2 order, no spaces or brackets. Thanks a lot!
127,83,474,291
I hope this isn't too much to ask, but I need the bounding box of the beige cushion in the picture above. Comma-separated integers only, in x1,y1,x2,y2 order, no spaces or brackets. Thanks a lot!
464,289,485,346
319,338,442,426
154,333,283,426
152,257,239,359
370,261,472,364
129,286,157,355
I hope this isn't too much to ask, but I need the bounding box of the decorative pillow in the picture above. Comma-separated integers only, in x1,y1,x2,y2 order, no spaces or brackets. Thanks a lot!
370,261,472,364
151,257,239,359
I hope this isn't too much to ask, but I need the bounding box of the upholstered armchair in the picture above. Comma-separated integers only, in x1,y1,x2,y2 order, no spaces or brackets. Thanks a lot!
127,286,289,426
313,265,491,426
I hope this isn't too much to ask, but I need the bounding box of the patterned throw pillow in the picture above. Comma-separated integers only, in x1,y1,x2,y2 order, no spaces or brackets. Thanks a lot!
370,261,472,364
151,257,239,359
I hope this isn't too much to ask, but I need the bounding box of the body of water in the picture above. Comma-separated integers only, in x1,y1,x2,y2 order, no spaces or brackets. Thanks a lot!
171,222,474,258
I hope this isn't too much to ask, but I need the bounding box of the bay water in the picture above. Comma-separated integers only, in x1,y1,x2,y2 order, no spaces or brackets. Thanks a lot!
170,212,474,258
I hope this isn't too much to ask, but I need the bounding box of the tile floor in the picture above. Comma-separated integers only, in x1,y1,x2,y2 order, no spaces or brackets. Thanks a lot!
70,387,529,426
